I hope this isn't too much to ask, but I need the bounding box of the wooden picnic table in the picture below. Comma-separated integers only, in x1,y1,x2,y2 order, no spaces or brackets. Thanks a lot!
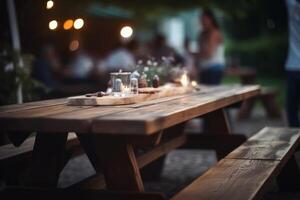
0,85,260,195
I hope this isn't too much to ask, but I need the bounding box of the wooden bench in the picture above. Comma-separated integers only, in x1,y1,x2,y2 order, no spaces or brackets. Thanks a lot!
171,127,300,200
238,87,281,119
0,133,83,185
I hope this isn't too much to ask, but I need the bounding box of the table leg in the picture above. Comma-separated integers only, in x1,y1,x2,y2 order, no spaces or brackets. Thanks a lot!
26,132,68,187
202,108,236,159
77,134,144,191
202,108,231,134
237,98,256,119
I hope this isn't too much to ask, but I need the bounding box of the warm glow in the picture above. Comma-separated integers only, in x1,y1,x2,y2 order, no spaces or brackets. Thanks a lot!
74,18,84,29
63,19,73,30
191,81,198,87
180,71,190,87
120,26,133,38
69,40,79,51
49,20,58,30
46,0,54,9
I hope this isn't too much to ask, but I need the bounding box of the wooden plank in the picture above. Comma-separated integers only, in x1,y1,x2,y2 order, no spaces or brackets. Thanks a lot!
1,187,167,200
226,127,300,161
77,134,144,191
0,90,196,133
0,104,92,119
0,85,260,134
171,159,280,200
92,85,260,135
0,136,35,161
0,106,131,133
0,98,66,113
73,134,186,190
138,134,186,168
67,85,194,106
248,127,300,143
226,140,299,161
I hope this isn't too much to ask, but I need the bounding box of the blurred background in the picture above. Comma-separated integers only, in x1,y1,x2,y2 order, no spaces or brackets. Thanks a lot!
0,0,287,106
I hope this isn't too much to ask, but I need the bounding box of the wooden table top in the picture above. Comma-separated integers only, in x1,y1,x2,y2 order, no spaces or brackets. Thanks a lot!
0,85,260,135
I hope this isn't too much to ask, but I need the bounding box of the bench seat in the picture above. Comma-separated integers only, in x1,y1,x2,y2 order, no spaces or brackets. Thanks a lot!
0,133,82,184
172,127,300,200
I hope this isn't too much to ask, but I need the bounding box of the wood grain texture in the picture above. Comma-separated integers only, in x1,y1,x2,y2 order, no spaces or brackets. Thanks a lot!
0,106,131,133
1,186,167,200
227,127,300,161
77,134,144,191
72,134,186,190
92,85,260,135
171,159,280,200
0,85,260,134
248,127,300,143
67,85,194,106
137,134,186,168
0,98,66,113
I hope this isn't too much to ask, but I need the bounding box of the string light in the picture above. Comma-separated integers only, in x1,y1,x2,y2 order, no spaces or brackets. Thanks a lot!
74,18,84,29
120,26,133,38
46,0,54,9
49,20,58,30
63,19,73,30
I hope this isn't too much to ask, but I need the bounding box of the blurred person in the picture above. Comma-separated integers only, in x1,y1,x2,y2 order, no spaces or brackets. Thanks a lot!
182,38,197,80
69,50,94,80
104,39,138,71
32,45,61,89
197,9,225,85
285,0,300,127
151,34,183,64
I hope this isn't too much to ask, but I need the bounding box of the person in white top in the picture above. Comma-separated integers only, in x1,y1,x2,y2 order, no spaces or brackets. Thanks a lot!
197,9,225,85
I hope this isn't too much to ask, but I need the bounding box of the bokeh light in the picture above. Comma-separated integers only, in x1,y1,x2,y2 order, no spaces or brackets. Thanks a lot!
69,40,79,51
49,20,58,30
74,18,84,30
63,19,73,30
120,26,133,38
46,0,54,9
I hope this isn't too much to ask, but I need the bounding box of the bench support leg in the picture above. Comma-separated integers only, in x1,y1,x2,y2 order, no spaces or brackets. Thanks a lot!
77,134,144,191
26,132,68,187
277,155,300,192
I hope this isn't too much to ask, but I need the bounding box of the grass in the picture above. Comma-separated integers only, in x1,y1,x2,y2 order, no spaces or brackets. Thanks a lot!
222,76,285,108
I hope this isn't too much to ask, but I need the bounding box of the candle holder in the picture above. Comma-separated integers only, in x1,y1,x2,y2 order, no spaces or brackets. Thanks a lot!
110,72,131,96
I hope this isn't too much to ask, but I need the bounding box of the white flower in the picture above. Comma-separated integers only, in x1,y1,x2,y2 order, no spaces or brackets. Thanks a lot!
144,67,149,72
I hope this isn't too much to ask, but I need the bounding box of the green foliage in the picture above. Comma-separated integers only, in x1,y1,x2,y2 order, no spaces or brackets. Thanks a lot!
223,76,285,108
221,0,288,77
0,47,43,105
225,34,288,76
